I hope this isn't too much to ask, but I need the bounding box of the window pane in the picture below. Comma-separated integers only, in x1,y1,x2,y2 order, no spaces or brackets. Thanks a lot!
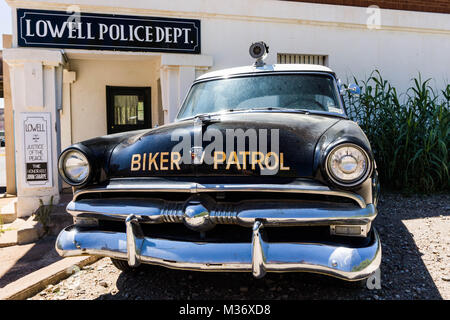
113,95,144,125
137,101,144,121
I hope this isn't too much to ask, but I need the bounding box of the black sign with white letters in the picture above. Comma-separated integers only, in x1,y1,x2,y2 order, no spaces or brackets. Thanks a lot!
17,9,201,54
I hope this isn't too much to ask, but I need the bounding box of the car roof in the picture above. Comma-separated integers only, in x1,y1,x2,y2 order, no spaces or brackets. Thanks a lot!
196,64,335,81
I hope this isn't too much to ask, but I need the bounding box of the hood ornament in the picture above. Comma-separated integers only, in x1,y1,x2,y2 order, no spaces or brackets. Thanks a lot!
191,116,204,165
190,114,221,165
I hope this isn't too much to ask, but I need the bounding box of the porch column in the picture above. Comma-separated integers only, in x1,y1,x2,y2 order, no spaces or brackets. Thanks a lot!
160,54,213,124
3,48,64,217
60,69,76,150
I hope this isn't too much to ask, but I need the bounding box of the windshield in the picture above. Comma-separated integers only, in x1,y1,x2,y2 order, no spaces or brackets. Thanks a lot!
177,73,343,120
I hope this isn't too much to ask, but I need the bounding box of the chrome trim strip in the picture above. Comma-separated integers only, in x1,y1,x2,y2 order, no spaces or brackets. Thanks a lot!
55,224,382,281
73,179,366,208
67,198,376,227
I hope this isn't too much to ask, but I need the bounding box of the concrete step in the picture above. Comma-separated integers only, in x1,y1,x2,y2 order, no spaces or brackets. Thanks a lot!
0,229,18,248
16,216,45,245
0,194,72,247
0,216,45,247
0,197,18,224
1,198,72,247
0,218,25,247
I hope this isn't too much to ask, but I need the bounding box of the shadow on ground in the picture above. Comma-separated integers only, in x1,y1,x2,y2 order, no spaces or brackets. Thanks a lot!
0,191,73,289
95,193,446,300
0,236,62,288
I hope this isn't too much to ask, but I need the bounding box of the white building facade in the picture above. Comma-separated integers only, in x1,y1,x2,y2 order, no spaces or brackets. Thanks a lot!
2,0,449,217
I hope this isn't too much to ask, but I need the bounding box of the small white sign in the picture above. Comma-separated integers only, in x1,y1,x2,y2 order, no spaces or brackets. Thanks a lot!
22,113,53,187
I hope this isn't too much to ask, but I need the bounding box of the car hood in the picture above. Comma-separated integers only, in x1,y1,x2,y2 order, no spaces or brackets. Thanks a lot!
107,112,342,179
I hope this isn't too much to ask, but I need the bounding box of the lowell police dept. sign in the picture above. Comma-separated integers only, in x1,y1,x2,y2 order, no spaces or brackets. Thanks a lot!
17,8,201,53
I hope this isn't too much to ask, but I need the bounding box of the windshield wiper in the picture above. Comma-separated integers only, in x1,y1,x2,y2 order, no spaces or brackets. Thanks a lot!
181,107,313,121
245,106,311,114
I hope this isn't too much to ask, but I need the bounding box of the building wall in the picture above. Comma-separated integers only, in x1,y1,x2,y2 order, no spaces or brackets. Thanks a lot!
3,0,449,214
0,51,3,98
202,19,450,91
2,35,15,195
6,0,450,94
194,2,449,92
69,57,161,143
284,1,450,14
0,109,4,132
58,0,448,141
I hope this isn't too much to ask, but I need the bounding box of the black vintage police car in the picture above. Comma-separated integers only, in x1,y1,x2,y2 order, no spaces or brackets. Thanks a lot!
56,43,381,281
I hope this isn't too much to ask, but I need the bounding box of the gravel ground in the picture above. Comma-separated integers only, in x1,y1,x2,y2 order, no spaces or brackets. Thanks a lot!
30,193,449,300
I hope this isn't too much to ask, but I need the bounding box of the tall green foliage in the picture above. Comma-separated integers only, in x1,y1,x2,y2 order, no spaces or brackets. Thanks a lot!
345,71,449,192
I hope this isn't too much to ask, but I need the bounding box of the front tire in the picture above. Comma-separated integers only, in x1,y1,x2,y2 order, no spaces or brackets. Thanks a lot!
110,258,139,272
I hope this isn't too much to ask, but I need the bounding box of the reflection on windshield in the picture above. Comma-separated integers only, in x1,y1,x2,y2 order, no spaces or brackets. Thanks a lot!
177,74,343,119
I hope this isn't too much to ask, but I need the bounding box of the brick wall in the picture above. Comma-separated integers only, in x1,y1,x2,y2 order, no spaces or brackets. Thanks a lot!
282,1,450,14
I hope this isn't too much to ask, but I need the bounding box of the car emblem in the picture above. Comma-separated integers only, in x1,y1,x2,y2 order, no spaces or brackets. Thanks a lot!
190,146,203,165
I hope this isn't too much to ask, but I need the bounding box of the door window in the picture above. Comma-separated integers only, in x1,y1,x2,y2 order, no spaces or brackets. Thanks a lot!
106,86,151,134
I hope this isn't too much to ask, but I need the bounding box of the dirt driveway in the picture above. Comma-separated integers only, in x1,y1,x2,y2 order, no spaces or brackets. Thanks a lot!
30,193,449,300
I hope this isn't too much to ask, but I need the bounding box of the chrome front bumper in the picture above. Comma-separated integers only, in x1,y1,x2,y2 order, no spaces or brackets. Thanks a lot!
68,179,376,234
67,199,376,230
56,216,381,281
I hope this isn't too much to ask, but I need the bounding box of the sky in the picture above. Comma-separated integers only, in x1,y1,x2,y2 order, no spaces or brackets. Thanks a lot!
0,0,12,49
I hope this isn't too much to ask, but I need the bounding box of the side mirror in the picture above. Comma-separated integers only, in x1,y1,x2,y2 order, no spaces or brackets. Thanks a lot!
338,80,361,96
347,83,361,96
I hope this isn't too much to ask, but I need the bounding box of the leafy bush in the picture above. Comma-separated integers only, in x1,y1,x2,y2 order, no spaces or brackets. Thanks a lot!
345,71,449,193
33,196,54,233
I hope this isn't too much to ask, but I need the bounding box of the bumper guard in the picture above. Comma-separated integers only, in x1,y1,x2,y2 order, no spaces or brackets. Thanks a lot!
56,214,381,281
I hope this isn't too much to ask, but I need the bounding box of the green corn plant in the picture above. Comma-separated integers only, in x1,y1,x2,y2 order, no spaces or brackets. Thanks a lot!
345,71,449,193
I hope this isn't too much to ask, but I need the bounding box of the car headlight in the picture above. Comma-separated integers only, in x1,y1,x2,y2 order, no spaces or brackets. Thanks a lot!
58,149,90,186
325,143,371,187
